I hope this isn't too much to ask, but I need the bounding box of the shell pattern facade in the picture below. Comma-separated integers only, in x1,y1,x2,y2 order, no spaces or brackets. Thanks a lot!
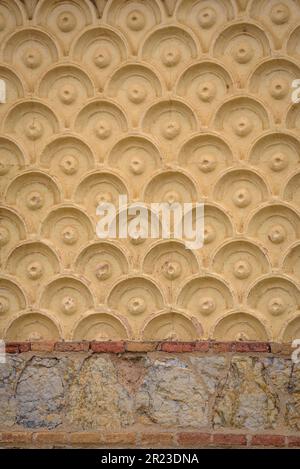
0,0,300,343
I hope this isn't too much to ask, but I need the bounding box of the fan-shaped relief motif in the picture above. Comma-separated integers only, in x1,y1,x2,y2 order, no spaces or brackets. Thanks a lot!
0,278,26,322
211,311,269,341
247,204,300,267
0,207,26,264
247,276,300,338
177,0,234,53
249,59,300,124
250,0,297,49
74,99,128,160
200,204,234,267
41,206,94,268
40,135,95,199
108,136,162,198
213,169,269,232
286,103,300,131
213,97,270,155
72,312,129,341
0,0,24,41
34,0,94,55
75,241,129,303
37,65,95,128
213,23,271,88
141,25,198,89
3,101,60,161
40,276,94,326
75,171,129,217
142,310,202,341
144,170,198,205
178,134,233,196
249,132,300,195
283,171,300,207
176,61,234,125
177,275,233,337
5,171,61,233
106,63,163,127
107,276,165,338
142,99,198,158
281,315,300,343
212,239,270,302
3,28,59,91
282,242,300,280
0,137,26,196
5,241,60,304
106,0,162,54
287,24,300,59
71,26,127,92
5,311,61,341
143,240,200,302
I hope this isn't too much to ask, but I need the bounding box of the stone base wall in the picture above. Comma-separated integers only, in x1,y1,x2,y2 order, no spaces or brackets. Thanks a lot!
1,341,300,448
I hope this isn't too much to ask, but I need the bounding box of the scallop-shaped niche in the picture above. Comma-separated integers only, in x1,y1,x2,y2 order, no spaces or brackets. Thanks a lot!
142,311,202,341
142,99,197,158
176,62,233,125
107,277,164,336
213,23,271,88
141,26,198,89
282,316,300,343
5,312,60,342
0,1,24,42
143,240,199,302
41,207,94,268
283,243,300,280
178,134,233,196
249,132,300,196
5,241,60,304
0,66,24,119
248,276,300,337
212,312,268,341
283,172,300,207
0,207,26,264
106,0,162,55
0,278,26,320
38,65,94,127
106,64,162,127
3,29,59,91
75,171,128,218
40,136,95,199
5,172,60,233
212,240,270,301
75,241,129,303
3,101,59,160
0,137,26,196
144,170,198,204
74,100,128,160
71,27,127,92
34,0,94,55
247,204,300,267
72,313,128,341
40,276,94,323
108,136,162,198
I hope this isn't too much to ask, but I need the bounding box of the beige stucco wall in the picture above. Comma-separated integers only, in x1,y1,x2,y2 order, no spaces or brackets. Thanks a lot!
0,0,300,343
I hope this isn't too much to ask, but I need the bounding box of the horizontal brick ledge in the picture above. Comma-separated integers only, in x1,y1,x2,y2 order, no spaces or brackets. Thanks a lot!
3,340,288,354
251,435,286,447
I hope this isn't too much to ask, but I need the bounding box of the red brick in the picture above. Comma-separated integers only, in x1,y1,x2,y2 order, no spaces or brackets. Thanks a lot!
54,341,90,352
18,342,31,352
251,435,285,447
101,432,136,446
140,433,174,447
31,341,55,352
288,436,300,447
160,341,209,353
69,432,102,445
213,433,247,446
233,342,270,353
177,432,211,447
126,341,159,352
0,432,32,445
33,432,67,446
211,341,233,353
91,341,125,353
5,343,19,353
